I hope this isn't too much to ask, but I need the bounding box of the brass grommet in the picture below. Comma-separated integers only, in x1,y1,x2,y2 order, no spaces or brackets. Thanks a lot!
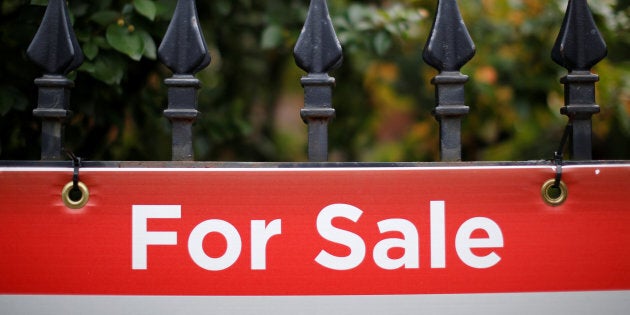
62,181,89,209
541,179,568,207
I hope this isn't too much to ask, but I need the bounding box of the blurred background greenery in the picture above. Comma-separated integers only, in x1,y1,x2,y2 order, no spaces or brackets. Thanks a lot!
1,0,629,162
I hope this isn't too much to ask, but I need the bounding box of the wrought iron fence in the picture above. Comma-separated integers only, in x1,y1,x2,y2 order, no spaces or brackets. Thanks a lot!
22,0,609,163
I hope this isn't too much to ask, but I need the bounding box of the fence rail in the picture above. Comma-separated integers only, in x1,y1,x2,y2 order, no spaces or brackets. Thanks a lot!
24,0,608,163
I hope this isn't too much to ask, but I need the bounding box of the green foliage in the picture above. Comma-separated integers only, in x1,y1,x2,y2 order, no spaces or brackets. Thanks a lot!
1,0,629,161
334,3,426,56
134,0,157,21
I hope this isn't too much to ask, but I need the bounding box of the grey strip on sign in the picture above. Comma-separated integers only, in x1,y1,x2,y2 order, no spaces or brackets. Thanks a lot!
1,291,629,315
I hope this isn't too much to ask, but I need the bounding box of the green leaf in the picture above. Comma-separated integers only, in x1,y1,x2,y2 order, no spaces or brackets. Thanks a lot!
90,11,120,26
373,31,392,56
83,40,99,60
138,30,157,60
79,55,127,85
106,24,145,61
133,0,157,21
155,1,176,20
348,4,367,24
261,25,283,50
94,37,112,49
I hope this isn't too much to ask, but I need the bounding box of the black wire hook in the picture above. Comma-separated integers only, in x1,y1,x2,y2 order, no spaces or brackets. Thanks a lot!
553,120,573,188
62,150,89,209
66,150,82,189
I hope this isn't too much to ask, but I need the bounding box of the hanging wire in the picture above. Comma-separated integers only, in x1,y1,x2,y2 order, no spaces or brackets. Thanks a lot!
66,150,82,189
553,120,573,188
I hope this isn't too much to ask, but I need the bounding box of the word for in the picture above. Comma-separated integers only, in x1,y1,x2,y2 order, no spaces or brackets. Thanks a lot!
132,202,504,271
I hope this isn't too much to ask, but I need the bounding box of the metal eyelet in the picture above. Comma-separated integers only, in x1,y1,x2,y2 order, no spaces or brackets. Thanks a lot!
61,181,89,209
541,179,568,207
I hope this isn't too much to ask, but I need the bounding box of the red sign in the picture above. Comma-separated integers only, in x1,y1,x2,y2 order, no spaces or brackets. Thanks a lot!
1,165,629,296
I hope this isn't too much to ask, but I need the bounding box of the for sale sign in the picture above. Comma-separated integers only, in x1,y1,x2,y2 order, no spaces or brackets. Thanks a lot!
1,165,629,301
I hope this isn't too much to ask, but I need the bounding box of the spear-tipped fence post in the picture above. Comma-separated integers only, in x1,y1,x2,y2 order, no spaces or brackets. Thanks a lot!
27,0,84,160
423,0,475,162
294,0,343,162
552,0,607,160
158,0,211,161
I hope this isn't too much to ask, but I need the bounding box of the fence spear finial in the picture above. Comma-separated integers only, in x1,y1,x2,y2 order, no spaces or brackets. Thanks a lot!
159,0,211,75
552,0,607,160
423,0,475,72
159,0,210,161
27,0,84,75
294,0,343,162
423,0,475,162
552,0,607,72
27,0,84,160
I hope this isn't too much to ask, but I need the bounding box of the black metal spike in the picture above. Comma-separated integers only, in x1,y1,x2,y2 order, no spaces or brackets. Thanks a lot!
552,0,607,71
294,0,343,74
423,0,475,72
159,0,211,161
294,0,343,162
158,0,211,75
422,0,475,161
552,0,607,160
28,0,84,160
27,0,84,75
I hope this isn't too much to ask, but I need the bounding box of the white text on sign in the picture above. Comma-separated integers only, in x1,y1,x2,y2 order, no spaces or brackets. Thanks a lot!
131,201,504,271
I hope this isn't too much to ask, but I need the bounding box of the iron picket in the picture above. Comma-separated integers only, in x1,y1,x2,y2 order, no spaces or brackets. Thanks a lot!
422,0,475,162
294,0,343,162
552,0,607,160
158,0,211,161
27,0,84,161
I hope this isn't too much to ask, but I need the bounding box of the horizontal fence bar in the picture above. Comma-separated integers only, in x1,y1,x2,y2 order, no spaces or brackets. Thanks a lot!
3,160,629,169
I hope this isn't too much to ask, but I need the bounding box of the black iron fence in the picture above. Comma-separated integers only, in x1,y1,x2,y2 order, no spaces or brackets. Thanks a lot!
15,0,613,163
